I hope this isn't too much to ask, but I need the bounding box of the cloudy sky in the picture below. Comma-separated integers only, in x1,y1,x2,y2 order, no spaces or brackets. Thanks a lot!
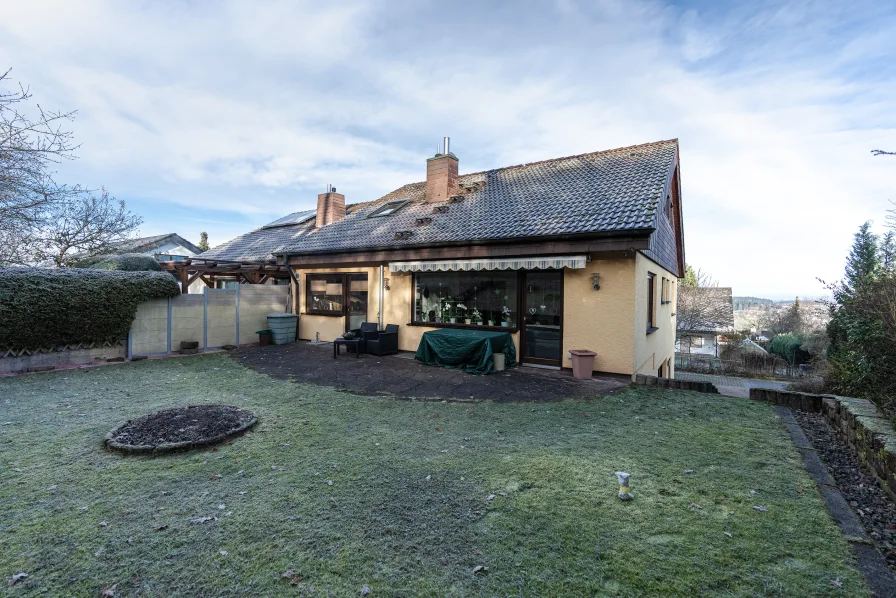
2,0,894,299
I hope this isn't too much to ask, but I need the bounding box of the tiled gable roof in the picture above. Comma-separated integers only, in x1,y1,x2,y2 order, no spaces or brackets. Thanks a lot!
72,233,202,259
203,139,679,262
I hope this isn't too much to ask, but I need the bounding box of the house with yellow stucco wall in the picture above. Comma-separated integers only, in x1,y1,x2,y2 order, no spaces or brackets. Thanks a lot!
202,138,686,378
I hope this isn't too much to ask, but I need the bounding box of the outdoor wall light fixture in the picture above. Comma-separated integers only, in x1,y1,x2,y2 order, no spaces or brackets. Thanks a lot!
591,273,601,291
383,277,390,291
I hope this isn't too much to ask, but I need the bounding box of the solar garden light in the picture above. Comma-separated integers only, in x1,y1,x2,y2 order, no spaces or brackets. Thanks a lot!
616,472,633,501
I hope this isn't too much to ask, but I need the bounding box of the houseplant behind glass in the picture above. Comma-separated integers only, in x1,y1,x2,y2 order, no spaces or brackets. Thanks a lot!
501,305,512,327
472,308,482,325
457,303,469,324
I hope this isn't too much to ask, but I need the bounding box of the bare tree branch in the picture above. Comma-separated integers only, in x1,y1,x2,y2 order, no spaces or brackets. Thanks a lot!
1,68,141,266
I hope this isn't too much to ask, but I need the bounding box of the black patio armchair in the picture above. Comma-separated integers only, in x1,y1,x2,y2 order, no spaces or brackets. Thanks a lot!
354,322,378,353
363,324,399,356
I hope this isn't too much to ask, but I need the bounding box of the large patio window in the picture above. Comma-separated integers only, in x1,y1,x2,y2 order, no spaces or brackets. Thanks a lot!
306,274,346,315
414,271,517,327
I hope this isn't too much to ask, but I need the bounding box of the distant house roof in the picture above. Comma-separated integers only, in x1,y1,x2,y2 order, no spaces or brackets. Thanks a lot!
739,338,768,354
70,233,202,260
203,139,683,272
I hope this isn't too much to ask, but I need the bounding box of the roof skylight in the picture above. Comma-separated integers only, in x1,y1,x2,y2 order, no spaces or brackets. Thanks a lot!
261,210,316,229
367,199,409,218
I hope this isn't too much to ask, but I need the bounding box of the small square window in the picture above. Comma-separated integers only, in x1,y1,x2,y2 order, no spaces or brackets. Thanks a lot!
368,199,409,218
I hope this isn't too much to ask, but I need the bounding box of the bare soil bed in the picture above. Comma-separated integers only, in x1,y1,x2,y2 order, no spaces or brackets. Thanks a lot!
105,404,257,453
794,410,896,571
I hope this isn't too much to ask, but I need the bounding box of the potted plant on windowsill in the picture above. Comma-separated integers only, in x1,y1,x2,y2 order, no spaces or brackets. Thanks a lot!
501,306,512,327
472,308,482,326
457,303,469,324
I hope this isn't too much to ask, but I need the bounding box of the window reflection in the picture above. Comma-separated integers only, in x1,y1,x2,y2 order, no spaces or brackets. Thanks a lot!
414,271,517,327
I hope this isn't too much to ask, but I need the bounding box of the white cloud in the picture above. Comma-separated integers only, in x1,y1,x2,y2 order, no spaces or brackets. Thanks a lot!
1,0,894,298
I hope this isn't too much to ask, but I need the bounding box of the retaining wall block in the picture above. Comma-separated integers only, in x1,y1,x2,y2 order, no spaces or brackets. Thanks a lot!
749,388,763,401
846,425,857,446
668,379,681,390
869,434,895,480
822,398,838,424
644,376,657,387
635,374,647,385
884,442,896,496
801,394,820,413
657,378,670,388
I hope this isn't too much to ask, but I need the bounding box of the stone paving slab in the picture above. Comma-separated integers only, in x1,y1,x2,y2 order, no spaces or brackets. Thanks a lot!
233,341,629,402
676,372,790,398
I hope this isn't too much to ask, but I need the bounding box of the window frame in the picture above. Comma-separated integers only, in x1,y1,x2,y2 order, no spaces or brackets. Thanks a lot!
304,272,368,317
661,277,673,304
409,270,521,331
646,272,657,333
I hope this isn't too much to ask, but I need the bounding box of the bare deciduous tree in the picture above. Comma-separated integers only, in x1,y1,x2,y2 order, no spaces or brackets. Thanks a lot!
676,266,734,353
37,188,143,267
0,68,141,266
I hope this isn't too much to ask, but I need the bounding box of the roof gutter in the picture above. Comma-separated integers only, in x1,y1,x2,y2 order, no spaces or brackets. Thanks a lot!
271,227,656,258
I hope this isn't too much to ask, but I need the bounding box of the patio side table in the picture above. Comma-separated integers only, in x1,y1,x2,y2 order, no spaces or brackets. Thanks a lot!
334,338,361,359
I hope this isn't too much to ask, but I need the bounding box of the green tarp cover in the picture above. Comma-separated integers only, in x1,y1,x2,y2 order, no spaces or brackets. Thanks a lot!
414,329,517,375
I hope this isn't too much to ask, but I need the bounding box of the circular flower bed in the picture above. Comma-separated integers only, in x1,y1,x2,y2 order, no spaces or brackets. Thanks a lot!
105,405,257,454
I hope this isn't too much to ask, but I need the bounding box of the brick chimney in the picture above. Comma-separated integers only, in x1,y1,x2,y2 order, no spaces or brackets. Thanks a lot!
425,137,458,203
315,184,345,228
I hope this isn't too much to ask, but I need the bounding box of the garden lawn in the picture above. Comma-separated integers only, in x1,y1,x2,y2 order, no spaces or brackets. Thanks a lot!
0,354,867,596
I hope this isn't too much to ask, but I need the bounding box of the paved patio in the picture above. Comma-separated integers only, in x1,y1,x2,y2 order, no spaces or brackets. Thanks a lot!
675,371,791,398
233,341,628,402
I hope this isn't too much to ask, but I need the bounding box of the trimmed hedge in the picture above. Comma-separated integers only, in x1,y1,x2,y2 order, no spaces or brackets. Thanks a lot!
73,253,162,272
87,253,162,272
0,267,180,351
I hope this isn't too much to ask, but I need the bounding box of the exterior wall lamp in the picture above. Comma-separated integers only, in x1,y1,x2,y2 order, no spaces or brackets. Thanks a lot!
591,273,601,291
383,277,390,291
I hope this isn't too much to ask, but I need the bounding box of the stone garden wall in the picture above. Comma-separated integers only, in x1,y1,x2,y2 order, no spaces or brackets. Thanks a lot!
750,388,896,501
633,374,719,394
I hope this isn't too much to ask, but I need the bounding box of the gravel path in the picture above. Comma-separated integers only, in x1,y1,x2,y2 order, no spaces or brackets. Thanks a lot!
794,410,896,572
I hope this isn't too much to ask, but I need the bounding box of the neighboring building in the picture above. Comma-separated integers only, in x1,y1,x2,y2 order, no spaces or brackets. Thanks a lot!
102,233,202,261
675,287,735,357
204,139,686,377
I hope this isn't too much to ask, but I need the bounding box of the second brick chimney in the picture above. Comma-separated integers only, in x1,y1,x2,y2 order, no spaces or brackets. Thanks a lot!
425,137,458,203
315,185,345,228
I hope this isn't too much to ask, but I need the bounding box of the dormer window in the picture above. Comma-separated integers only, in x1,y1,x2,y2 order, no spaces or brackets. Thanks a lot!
368,199,409,218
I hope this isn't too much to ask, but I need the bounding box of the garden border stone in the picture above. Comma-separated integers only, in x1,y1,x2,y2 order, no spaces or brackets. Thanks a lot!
633,374,719,394
751,388,896,503
104,405,257,454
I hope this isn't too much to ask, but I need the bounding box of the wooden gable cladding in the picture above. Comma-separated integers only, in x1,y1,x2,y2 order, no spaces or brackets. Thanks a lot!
282,236,650,268
642,161,685,278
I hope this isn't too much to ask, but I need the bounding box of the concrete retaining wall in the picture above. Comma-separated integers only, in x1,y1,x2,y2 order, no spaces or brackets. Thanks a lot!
750,388,896,500
0,344,125,374
633,374,719,394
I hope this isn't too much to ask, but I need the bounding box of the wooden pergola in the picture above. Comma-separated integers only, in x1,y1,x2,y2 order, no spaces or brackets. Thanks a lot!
157,257,293,293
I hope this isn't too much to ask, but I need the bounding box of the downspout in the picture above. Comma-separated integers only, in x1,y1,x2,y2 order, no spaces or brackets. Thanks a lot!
379,264,385,330
281,253,300,343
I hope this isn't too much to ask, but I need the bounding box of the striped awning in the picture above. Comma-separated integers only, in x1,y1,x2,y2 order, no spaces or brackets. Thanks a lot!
389,255,587,273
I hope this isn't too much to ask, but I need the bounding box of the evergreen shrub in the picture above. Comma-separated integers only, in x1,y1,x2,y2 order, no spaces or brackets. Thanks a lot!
0,267,180,351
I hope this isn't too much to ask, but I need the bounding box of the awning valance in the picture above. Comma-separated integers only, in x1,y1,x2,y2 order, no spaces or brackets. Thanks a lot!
389,255,587,273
